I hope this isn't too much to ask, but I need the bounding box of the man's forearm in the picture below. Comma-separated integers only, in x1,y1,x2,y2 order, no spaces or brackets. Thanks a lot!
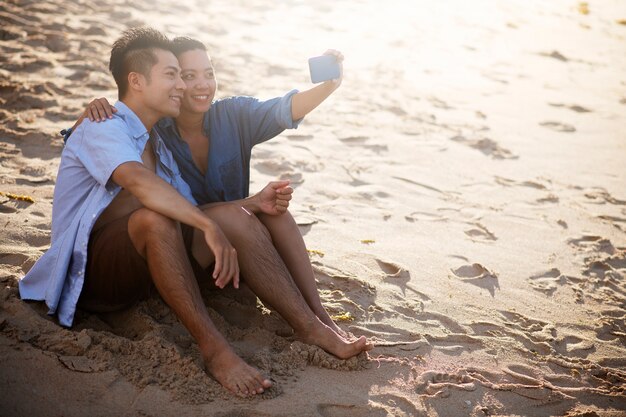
291,82,337,120
115,163,213,231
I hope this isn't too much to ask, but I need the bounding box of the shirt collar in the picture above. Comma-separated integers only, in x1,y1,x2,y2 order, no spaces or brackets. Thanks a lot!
202,110,211,134
157,110,212,142
157,117,183,143
113,101,149,139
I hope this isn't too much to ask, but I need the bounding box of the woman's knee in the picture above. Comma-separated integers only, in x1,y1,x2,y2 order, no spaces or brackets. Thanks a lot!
203,204,270,239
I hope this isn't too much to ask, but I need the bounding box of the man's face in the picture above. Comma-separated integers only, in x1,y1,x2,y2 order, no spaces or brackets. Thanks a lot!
142,49,186,118
177,49,217,114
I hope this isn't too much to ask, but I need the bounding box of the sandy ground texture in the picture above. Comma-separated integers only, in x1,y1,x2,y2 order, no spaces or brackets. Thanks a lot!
1,0,626,416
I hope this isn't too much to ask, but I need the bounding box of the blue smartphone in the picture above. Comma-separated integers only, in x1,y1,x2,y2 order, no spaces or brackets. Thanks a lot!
308,55,340,83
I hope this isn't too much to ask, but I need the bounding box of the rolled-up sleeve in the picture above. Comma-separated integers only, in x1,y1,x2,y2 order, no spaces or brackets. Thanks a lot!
275,89,303,129
237,89,303,149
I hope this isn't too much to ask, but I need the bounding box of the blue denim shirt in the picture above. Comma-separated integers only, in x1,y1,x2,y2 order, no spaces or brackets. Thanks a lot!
19,102,196,327
155,90,302,204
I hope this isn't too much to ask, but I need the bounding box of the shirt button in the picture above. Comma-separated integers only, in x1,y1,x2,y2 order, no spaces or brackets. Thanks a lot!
92,214,96,218
77,271,83,276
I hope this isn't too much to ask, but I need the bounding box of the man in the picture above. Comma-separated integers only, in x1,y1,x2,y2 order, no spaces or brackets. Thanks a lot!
20,27,371,397
76,37,348,336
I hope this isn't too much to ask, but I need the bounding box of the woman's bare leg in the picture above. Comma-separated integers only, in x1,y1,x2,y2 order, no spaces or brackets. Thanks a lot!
256,210,344,335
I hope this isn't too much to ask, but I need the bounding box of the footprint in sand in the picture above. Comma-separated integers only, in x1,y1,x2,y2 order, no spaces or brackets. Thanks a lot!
375,259,410,279
450,263,499,296
16,165,52,184
594,309,626,342
405,211,447,223
494,176,548,190
528,268,567,296
372,259,412,296
342,163,370,187
554,334,595,357
464,222,497,242
0,252,36,270
535,194,559,204
428,96,453,110
389,296,426,321
254,159,307,185
339,135,388,154
385,105,408,116
450,263,497,279
312,261,376,321
539,121,576,133
415,370,477,397
338,135,368,144
450,135,518,160
583,254,626,280
548,103,592,113
567,235,616,255
597,214,626,232
367,393,423,417
583,188,626,205
498,310,555,354
539,50,568,62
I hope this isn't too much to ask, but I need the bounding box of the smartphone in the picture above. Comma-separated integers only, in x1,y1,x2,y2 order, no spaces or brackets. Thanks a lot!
308,55,340,84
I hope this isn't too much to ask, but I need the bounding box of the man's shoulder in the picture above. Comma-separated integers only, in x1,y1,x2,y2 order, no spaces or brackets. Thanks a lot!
69,116,134,149
82,115,133,136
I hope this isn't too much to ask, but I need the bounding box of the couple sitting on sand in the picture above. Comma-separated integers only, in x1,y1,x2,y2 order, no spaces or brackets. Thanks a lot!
19,27,372,396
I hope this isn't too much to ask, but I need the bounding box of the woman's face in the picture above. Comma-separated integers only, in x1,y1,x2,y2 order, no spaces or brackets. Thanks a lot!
177,49,217,114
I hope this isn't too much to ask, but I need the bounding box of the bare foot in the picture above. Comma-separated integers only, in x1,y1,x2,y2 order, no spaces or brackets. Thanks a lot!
319,314,350,339
202,344,272,396
296,320,373,359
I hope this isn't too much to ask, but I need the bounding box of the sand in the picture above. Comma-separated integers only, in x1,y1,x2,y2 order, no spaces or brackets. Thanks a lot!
1,0,626,416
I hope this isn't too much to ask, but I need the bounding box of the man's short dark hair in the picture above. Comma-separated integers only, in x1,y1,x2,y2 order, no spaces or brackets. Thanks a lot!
109,27,173,99
171,37,207,57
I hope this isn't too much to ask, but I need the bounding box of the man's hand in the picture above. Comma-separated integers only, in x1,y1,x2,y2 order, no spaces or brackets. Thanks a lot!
203,222,240,289
252,180,293,216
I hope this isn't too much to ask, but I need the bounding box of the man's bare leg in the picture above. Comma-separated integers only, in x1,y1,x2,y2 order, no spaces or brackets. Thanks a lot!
127,208,271,396
256,211,344,335
194,205,372,359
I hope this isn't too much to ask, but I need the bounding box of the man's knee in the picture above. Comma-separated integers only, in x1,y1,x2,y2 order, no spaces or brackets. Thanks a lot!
128,208,178,238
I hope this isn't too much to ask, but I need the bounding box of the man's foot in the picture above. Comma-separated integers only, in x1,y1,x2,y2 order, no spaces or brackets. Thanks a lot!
202,344,272,396
296,320,373,359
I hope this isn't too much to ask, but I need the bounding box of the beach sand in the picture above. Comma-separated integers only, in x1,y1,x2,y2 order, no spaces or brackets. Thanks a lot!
1,0,626,415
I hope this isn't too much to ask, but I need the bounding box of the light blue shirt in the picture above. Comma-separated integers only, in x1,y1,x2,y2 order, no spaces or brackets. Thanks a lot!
19,102,196,327
155,90,302,204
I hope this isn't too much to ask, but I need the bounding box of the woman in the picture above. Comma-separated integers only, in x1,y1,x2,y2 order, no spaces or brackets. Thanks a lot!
74,37,348,336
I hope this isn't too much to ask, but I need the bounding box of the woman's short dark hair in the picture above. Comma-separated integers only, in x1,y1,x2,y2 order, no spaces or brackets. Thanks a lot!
109,27,172,99
171,36,207,56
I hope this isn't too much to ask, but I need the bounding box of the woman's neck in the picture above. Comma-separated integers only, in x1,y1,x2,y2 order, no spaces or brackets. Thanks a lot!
175,111,205,137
